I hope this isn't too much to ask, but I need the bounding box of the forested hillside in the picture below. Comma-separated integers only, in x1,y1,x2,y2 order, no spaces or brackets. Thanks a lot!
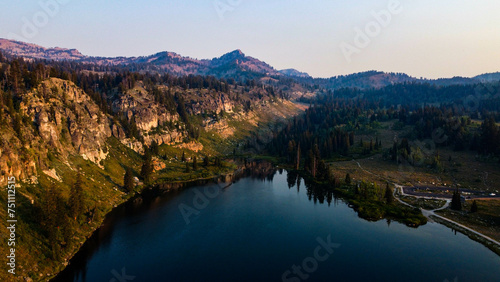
0,51,308,280
1,41,500,280
266,82,500,227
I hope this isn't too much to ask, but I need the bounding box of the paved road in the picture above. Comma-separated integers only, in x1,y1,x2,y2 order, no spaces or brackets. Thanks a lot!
403,186,499,200
397,184,500,246
353,160,500,248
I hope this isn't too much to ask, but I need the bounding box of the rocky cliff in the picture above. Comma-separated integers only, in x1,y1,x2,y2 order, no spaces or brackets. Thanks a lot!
0,74,307,186
0,78,114,183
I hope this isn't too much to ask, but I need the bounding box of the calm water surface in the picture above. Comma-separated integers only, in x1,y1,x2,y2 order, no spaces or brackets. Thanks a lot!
55,170,500,282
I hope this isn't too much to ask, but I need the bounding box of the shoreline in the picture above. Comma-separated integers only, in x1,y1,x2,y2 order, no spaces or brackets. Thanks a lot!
430,216,500,256
353,159,500,257
396,185,500,255
47,166,247,281
46,161,499,280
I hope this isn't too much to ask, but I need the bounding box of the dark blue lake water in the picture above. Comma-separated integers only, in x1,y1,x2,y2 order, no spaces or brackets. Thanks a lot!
55,170,500,282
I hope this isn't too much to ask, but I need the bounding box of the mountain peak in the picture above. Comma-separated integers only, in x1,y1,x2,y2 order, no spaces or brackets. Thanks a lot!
231,49,244,56
217,49,246,62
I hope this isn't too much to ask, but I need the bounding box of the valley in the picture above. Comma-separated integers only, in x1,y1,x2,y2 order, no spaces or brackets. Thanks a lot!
0,38,499,281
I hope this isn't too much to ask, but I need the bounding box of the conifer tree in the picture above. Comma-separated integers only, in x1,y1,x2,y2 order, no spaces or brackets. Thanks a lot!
470,200,478,213
124,167,134,193
141,149,153,185
69,172,85,220
193,156,198,170
296,143,301,170
151,140,159,156
41,182,68,258
345,173,351,185
451,189,462,211
384,183,394,204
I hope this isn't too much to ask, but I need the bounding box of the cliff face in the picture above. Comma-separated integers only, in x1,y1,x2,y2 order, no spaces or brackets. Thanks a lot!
0,76,306,185
188,91,235,115
29,79,112,162
0,134,37,184
0,78,114,184
113,84,177,132
112,83,184,154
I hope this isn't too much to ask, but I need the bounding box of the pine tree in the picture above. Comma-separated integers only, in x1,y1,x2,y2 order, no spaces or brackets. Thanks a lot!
141,149,153,185
296,143,301,170
13,114,22,138
480,117,499,155
392,141,398,161
470,200,478,213
124,167,134,193
203,155,209,167
151,140,159,156
317,160,328,181
384,183,394,204
8,59,23,94
68,173,85,220
306,149,314,176
451,189,462,211
288,141,295,163
345,173,351,185
41,182,68,258
193,156,198,170
181,151,186,162
41,183,59,233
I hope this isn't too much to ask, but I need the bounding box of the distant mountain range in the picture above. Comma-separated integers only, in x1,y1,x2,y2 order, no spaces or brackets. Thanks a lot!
0,39,282,78
1,38,499,89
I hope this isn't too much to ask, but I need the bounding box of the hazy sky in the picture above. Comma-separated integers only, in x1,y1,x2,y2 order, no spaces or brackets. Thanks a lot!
1,0,499,79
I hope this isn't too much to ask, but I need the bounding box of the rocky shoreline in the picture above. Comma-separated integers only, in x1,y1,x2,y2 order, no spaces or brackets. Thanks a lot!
46,166,249,281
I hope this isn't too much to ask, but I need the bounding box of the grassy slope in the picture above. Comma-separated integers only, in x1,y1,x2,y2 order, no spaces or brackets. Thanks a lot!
0,137,140,280
0,90,306,281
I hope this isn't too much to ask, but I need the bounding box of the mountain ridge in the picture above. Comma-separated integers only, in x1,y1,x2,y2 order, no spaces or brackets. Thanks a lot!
0,38,280,78
1,38,499,88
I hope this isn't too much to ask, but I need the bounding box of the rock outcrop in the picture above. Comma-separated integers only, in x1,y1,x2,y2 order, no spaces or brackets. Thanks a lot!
0,78,116,184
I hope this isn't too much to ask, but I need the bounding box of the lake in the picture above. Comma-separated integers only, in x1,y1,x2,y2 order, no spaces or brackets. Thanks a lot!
54,169,500,282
